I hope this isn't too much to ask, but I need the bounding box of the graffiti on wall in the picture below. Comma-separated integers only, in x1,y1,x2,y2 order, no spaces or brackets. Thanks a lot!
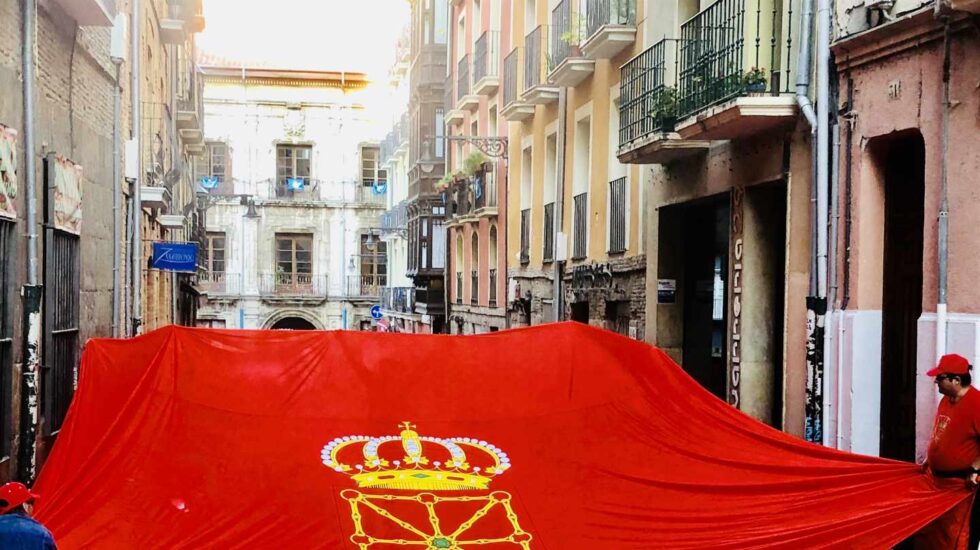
53,155,83,235
0,125,18,220
570,263,614,291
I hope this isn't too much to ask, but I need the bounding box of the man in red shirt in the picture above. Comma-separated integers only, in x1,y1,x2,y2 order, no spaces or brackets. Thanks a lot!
925,353,980,548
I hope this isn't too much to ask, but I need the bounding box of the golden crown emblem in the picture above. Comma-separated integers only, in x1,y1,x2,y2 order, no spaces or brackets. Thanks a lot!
321,422,511,491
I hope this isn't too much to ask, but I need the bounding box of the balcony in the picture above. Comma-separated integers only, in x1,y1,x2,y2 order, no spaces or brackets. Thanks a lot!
673,0,797,141
520,209,530,265
52,0,115,26
455,273,463,305
472,31,500,96
258,273,327,301
572,193,587,260
381,287,416,315
272,179,322,202
347,275,387,298
489,268,498,308
199,272,241,298
582,0,637,60
471,270,479,306
457,55,480,112
608,177,627,254
522,26,559,105
355,183,387,208
160,0,205,44
445,75,465,126
549,0,595,88
543,202,555,262
502,49,535,121
617,39,710,164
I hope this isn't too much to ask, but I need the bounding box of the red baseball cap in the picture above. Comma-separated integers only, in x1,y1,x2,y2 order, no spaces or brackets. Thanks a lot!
927,354,972,377
0,482,39,513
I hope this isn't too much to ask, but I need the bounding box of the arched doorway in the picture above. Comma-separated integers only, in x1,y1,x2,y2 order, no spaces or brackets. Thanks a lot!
269,317,317,330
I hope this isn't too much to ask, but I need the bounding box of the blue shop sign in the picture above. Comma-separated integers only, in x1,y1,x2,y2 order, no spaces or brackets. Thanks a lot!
151,242,198,273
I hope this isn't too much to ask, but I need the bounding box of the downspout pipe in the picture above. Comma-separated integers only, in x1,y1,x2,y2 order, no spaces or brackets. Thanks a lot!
936,19,951,362
796,0,818,130
17,0,42,484
131,0,142,335
553,88,568,322
112,61,123,337
816,0,830,300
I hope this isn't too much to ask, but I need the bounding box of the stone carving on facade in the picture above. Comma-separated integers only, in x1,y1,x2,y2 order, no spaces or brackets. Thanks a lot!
283,110,306,140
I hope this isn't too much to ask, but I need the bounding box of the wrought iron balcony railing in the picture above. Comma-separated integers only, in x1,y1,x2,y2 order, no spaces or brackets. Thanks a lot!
381,286,415,314
455,272,464,305
543,202,555,262
473,31,500,84
347,274,387,297
471,270,479,305
503,49,521,107
199,271,241,296
618,38,681,148
550,0,580,70
520,209,531,264
457,54,471,101
573,193,588,259
258,273,327,297
586,0,636,38
488,268,497,307
678,0,791,118
524,25,550,92
608,177,627,253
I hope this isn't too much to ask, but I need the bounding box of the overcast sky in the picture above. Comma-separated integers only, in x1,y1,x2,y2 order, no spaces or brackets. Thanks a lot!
196,0,410,81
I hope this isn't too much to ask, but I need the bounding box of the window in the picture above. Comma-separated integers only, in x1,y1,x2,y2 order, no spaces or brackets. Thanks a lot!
275,234,313,283
434,0,448,44
361,146,386,187
360,234,388,280
520,209,530,264
609,178,627,254
0,220,13,455
197,142,233,195
573,192,588,259
205,233,225,273
435,109,445,158
276,144,312,196
44,230,79,434
471,232,479,305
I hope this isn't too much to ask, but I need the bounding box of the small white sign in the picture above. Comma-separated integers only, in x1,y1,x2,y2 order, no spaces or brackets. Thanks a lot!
657,279,677,304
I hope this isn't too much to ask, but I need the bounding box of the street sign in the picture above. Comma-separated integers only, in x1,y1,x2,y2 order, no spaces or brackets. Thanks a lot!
370,305,382,320
151,242,198,273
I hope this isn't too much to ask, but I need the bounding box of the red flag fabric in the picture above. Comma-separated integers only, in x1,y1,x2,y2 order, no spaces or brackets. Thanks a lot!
33,323,972,549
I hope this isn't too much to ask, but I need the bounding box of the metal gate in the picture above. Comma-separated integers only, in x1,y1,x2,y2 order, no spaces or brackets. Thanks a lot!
43,155,81,435
0,220,14,455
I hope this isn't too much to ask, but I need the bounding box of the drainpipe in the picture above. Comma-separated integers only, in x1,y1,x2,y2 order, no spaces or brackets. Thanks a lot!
131,0,142,335
936,19,951,362
112,58,123,337
17,0,42,484
553,88,568,322
795,0,818,129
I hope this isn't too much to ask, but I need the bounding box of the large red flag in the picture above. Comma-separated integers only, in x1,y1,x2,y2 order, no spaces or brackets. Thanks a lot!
33,323,970,548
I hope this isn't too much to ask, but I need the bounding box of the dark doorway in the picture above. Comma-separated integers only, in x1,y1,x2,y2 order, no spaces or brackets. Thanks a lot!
571,301,590,324
878,132,925,462
605,300,630,336
673,197,730,400
270,317,317,330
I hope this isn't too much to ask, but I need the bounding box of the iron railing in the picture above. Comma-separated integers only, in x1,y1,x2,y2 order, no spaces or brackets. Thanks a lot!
258,273,328,297
457,54,471,101
445,74,455,111
199,271,242,295
586,0,636,38
356,184,388,207
381,286,415,314
504,49,521,107
619,38,680,148
44,230,79,434
453,181,471,218
0,220,12,454
347,275,387,297
520,209,530,264
274,179,322,201
456,272,464,304
473,31,500,84
550,0,579,70
678,0,789,117
609,177,627,253
543,202,555,262
488,268,497,307
524,25,549,92
471,270,479,305
573,193,588,259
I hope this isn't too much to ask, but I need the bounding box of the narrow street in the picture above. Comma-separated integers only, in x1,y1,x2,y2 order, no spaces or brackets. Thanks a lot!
0,0,977,547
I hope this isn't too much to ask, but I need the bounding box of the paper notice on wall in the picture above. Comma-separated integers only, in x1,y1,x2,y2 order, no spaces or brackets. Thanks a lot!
53,155,83,235
657,279,676,304
0,125,18,220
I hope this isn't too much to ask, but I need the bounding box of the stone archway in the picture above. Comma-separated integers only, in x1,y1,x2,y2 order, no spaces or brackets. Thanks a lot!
262,310,324,330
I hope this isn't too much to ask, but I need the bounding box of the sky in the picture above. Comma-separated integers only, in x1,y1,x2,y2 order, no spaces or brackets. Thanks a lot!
196,0,410,82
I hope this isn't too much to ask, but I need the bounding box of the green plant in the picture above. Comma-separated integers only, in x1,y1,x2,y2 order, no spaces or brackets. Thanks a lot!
648,86,679,127
559,14,585,44
742,66,767,88
462,151,489,177
435,174,453,192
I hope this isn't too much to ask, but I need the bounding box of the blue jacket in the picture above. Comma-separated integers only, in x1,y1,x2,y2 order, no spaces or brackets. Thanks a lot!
0,512,57,549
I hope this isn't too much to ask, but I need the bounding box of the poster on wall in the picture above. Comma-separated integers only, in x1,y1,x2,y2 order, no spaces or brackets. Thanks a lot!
0,125,18,220
53,155,83,235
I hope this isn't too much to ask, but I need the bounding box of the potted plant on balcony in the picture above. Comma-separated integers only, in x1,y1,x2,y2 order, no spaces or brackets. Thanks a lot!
435,173,453,194
462,151,490,178
648,86,679,132
742,67,768,94
559,14,586,58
